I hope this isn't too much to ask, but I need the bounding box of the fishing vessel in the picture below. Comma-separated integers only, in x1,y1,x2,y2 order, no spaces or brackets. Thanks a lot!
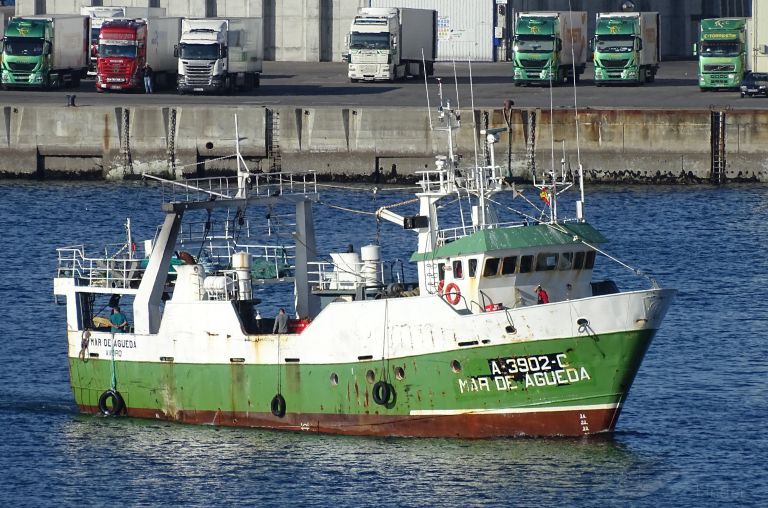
54,94,675,437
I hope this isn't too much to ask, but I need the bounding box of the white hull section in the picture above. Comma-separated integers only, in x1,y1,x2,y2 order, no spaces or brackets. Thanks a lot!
68,288,675,365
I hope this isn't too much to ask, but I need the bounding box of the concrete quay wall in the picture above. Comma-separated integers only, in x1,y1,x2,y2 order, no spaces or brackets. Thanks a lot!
1,104,766,183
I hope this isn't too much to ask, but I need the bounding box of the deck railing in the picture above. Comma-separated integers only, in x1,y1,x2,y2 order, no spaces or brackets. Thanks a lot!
56,245,144,289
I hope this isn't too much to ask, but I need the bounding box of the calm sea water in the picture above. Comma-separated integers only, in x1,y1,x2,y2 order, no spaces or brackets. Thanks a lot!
0,180,766,506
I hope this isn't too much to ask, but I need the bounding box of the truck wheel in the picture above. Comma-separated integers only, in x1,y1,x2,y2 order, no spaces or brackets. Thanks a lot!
426,62,434,77
350,78,359,83
71,72,81,88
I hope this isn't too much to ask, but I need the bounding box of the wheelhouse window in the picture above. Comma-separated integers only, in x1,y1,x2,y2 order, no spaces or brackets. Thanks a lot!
558,252,574,270
585,251,597,269
519,255,533,273
573,251,585,269
468,259,478,278
483,258,500,277
501,256,517,275
452,260,464,279
536,253,558,271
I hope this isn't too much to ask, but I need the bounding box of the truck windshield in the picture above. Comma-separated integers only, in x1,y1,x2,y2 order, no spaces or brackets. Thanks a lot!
179,43,220,60
99,44,137,58
349,32,390,50
3,37,44,56
700,40,741,57
595,36,634,53
514,37,555,53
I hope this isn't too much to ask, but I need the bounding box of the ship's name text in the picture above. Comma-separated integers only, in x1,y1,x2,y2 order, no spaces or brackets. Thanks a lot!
457,353,591,393
88,337,136,356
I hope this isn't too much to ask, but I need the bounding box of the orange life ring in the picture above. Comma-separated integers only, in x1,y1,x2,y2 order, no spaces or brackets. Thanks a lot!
436,279,445,296
444,282,461,305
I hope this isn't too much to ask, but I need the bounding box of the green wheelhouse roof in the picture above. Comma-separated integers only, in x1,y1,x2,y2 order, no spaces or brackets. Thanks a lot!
410,222,607,262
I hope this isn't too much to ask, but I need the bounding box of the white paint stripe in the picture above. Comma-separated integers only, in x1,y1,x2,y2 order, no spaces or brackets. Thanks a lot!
409,403,620,416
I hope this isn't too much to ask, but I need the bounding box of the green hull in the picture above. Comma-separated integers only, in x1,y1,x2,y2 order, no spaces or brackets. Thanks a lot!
69,329,654,437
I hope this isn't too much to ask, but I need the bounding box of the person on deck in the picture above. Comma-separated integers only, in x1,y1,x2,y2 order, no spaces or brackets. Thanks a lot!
273,308,288,334
110,306,129,333
536,285,549,305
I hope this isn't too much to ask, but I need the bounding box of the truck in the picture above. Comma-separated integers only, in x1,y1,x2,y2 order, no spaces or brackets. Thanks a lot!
346,7,436,83
1,15,88,90
512,11,587,86
175,17,263,95
694,18,748,91
96,17,182,92
80,6,166,76
592,12,660,86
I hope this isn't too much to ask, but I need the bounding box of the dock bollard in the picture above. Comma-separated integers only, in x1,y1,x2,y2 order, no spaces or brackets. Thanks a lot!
66,95,76,107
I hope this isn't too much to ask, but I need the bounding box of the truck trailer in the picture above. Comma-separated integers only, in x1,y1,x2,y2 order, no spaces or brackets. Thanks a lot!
175,17,263,94
80,6,166,76
695,18,748,90
748,1,768,74
346,7,436,82
512,11,587,86
1,15,88,90
592,12,660,86
96,17,182,92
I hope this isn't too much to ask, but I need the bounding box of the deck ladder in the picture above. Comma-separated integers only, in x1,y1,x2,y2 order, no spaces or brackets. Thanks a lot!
710,110,726,185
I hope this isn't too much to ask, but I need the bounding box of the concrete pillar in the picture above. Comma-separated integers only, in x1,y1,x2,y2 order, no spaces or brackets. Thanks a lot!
275,0,320,61
332,0,367,62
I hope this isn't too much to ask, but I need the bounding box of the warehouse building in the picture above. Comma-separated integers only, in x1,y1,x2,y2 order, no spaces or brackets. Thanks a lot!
14,0,752,61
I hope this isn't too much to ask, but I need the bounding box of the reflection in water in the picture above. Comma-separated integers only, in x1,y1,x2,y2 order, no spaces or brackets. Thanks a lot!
42,413,668,505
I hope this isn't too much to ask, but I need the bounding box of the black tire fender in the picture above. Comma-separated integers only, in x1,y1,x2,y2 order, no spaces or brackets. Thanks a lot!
98,389,125,416
271,393,286,418
372,381,391,406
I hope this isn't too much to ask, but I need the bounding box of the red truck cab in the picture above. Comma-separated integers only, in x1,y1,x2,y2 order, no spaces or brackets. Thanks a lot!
96,19,145,91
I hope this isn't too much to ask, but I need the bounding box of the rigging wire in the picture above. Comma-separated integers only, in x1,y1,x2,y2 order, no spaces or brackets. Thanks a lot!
544,222,659,287
567,1,583,168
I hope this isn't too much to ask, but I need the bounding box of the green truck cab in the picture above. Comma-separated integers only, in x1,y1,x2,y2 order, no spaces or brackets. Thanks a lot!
512,11,587,86
592,12,660,85
1,15,87,90
694,18,748,91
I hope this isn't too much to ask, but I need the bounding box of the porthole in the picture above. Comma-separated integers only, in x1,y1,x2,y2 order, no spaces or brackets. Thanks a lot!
330,373,339,386
366,370,376,383
451,360,462,373
394,366,405,380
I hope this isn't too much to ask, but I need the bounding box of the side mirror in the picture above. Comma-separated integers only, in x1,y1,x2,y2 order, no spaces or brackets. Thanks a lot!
692,43,698,56
588,38,594,51
556,38,562,52
43,41,51,55
391,35,398,49
221,46,227,58
173,45,179,58
637,38,643,51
